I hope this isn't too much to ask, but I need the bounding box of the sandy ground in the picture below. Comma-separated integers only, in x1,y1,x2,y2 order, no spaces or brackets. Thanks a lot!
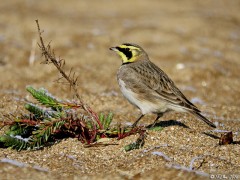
0,0,240,179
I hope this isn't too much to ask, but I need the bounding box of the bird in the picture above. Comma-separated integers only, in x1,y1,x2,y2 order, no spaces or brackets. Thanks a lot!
109,43,216,128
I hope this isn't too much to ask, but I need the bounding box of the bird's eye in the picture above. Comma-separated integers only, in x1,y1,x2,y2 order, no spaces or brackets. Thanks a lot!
123,48,132,59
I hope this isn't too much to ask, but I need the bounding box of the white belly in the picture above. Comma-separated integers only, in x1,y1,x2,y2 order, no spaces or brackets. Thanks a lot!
118,79,168,115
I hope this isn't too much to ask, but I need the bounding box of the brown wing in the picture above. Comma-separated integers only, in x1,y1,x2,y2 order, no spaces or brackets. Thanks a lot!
131,60,200,112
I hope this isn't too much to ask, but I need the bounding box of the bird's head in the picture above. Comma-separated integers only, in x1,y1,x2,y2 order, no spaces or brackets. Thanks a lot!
110,43,148,64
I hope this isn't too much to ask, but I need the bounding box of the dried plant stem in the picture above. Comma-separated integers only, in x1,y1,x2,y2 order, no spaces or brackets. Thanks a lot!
29,38,37,66
35,20,103,129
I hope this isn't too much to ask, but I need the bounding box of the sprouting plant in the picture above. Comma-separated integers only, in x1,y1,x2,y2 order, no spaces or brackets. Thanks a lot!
0,87,114,150
0,87,147,151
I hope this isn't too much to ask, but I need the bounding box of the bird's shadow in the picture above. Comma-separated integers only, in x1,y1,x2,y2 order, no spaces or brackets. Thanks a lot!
146,119,190,129
146,120,240,145
233,141,240,145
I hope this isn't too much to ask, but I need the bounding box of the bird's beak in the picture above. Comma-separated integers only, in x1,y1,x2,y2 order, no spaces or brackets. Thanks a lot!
109,46,118,51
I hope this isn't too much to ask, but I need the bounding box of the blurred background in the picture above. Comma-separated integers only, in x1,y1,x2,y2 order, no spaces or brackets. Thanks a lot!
1,0,239,116
0,0,240,120
0,0,240,178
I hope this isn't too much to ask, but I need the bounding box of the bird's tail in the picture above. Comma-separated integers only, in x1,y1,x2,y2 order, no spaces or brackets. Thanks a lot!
192,111,216,128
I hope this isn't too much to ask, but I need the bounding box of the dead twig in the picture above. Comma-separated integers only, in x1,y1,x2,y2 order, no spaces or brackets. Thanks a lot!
29,38,37,66
35,19,103,129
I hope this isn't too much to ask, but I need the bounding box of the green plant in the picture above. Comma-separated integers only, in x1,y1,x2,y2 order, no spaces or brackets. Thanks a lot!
0,87,146,151
0,87,101,150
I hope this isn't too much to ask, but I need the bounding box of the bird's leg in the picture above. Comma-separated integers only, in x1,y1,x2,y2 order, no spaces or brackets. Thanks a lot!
150,113,163,128
132,114,144,127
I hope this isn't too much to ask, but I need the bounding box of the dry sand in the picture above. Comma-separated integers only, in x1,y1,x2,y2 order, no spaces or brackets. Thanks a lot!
0,0,240,179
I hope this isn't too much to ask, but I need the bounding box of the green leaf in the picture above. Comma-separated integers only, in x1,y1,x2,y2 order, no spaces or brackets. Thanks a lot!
105,112,113,129
98,112,113,130
25,103,45,119
148,126,163,131
6,124,21,136
124,133,145,152
26,86,62,111
0,135,31,151
99,113,104,124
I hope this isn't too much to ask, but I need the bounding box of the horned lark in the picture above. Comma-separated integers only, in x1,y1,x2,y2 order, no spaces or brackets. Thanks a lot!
110,43,216,128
